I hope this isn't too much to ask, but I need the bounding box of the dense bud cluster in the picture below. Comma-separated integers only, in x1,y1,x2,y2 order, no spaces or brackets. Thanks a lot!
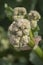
8,19,31,50
28,10,41,29
8,7,41,50
13,7,27,20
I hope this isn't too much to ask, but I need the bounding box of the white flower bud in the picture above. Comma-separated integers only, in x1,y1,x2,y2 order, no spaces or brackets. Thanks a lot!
17,19,31,30
28,10,41,21
9,34,20,46
22,35,30,43
14,37,20,44
17,30,23,36
20,35,30,47
28,10,41,29
13,7,27,20
23,29,30,35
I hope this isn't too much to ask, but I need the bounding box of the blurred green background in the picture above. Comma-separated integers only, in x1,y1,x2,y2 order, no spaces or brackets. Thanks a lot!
0,0,43,65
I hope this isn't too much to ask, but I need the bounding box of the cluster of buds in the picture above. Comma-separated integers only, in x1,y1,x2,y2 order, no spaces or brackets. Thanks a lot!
8,7,41,51
13,7,27,20
28,10,41,29
8,19,31,50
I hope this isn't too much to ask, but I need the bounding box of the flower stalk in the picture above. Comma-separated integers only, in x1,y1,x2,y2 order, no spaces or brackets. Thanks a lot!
29,30,43,59
33,45,43,59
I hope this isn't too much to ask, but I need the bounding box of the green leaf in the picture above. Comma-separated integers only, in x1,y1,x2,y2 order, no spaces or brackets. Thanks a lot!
4,3,13,20
29,51,43,65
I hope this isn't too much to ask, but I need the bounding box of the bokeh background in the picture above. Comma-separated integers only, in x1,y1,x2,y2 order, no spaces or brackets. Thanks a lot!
0,0,43,65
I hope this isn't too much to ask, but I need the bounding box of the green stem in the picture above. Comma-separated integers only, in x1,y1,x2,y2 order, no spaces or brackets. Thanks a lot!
29,30,43,59
5,3,13,12
29,30,35,47
33,45,43,59
4,3,13,20
29,40,35,48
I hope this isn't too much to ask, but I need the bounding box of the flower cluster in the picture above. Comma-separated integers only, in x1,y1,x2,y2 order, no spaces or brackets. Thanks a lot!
8,7,41,50
13,7,27,20
8,19,31,50
28,10,41,29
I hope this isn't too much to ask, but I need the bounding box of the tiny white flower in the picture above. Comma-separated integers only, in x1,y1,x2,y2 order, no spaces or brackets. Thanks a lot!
17,30,23,36
8,34,15,44
9,34,20,45
14,37,20,44
8,24,13,32
19,35,30,47
21,35,30,45
23,29,30,35
12,26,18,32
